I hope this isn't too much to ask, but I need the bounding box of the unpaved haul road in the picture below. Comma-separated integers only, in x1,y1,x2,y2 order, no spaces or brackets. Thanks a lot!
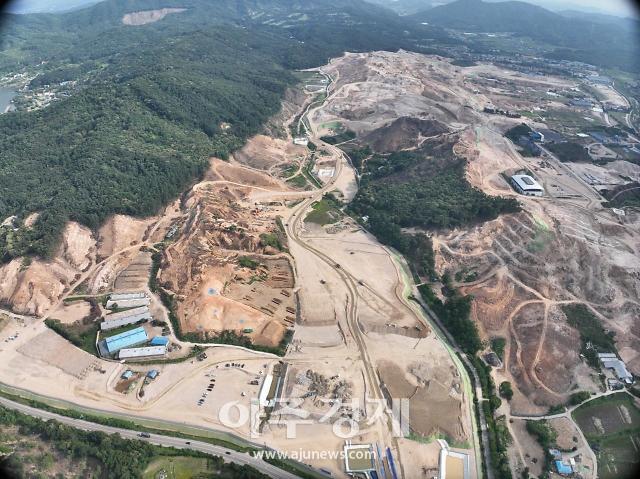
283,142,401,474
286,68,487,479
285,72,406,474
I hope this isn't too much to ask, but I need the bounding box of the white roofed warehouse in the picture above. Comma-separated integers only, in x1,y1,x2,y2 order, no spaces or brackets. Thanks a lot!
118,345,167,360
106,291,150,309
511,174,544,197
101,306,152,331
598,353,634,384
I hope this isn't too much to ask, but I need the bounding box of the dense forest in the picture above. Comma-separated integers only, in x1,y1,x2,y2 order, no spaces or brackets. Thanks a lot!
0,405,268,479
546,142,592,163
0,27,297,260
0,0,456,262
418,282,482,355
352,150,520,231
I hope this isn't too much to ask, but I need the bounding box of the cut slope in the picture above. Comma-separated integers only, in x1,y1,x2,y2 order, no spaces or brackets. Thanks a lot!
122,8,186,25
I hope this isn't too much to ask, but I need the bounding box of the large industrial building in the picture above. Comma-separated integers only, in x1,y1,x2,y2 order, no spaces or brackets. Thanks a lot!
101,306,152,331
106,292,150,309
102,326,148,356
118,345,167,360
598,353,634,384
511,174,544,197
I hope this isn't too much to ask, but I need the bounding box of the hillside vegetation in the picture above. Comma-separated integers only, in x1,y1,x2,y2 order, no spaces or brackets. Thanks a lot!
351,147,520,235
0,0,453,261
349,145,520,278
0,28,294,260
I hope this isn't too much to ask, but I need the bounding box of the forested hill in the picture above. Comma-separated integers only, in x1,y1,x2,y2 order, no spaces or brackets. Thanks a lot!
410,0,640,72
0,0,453,262
414,0,559,31
0,0,453,71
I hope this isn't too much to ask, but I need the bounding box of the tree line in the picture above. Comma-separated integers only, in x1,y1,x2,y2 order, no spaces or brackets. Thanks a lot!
0,405,269,479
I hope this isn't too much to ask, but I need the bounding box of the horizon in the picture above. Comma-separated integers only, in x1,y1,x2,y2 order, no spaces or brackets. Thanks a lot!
4,0,639,18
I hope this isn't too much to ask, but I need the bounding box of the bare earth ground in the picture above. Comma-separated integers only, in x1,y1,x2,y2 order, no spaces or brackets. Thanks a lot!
315,51,640,409
121,8,186,26
299,51,640,478
50,301,91,325
158,158,297,347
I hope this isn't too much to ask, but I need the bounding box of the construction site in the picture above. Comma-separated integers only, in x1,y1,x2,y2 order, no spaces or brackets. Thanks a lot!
1,46,640,479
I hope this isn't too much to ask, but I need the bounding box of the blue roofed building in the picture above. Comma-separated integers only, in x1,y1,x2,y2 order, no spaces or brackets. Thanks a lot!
104,327,148,355
555,460,573,475
529,131,544,142
150,336,169,346
147,370,159,380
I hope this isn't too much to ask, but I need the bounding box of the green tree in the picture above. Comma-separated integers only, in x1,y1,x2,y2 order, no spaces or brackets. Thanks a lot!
499,381,514,401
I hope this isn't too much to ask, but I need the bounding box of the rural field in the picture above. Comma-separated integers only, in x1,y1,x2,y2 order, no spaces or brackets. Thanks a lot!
143,456,211,479
573,394,640,479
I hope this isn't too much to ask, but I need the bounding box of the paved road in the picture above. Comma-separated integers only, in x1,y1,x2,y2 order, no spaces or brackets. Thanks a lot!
0,396,298,479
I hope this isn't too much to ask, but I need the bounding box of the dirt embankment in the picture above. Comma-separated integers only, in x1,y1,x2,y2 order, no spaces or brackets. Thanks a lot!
0,222,95,316
233,135,307,174
122,8,186,26
0,120,299,319
310,51,486,136
0,207,172,316
363,117,449,152
262,87,308,140
438,205,640,412
96,215,156,259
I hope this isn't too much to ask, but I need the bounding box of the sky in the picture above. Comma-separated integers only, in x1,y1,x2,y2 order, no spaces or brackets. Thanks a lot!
4,0,100,14
4,0,640,18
